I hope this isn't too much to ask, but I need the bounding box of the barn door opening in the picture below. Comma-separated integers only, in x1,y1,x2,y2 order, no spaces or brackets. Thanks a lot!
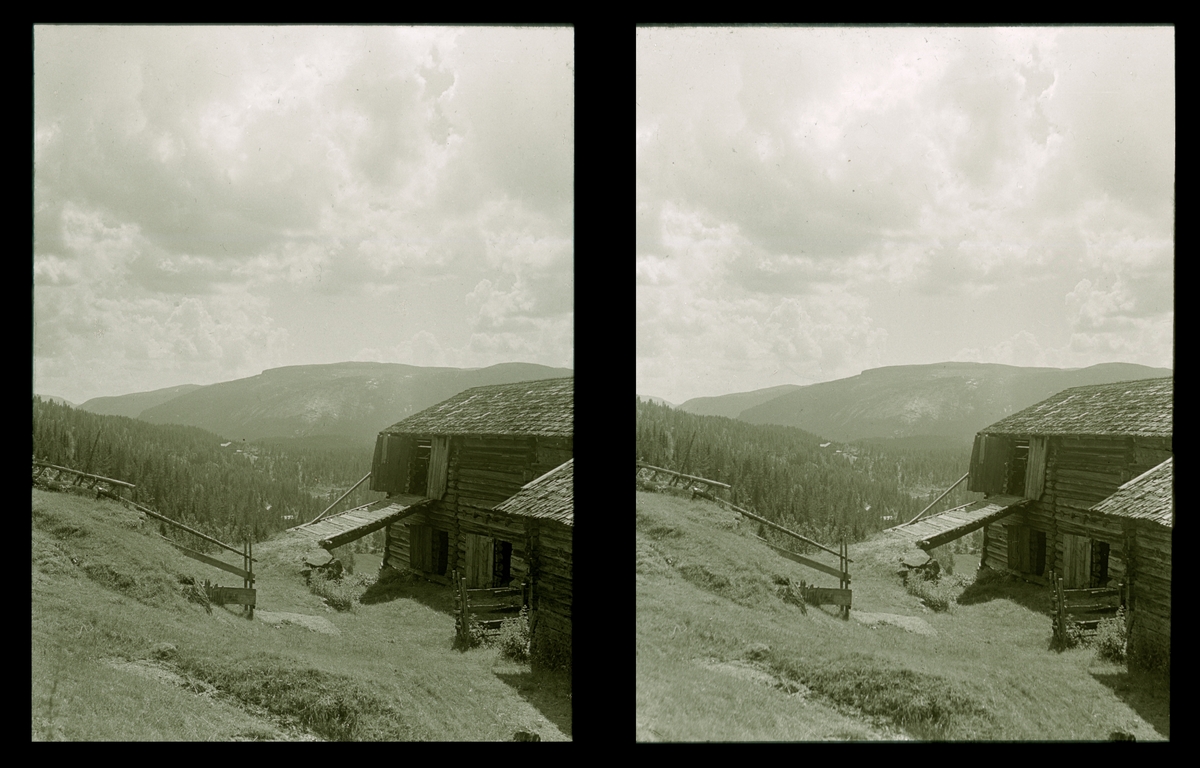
1062,534,1092,588
1006,524,1046,576
409,440,432,495
409,524,449,577
493,540,513,587
465,533,495,588
427,436,450,499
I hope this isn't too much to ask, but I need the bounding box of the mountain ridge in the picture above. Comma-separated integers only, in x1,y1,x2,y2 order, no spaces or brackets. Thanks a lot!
734,361,1171,443
81,361,572,445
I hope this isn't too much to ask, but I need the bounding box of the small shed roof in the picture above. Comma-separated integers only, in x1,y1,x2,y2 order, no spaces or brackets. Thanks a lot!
382,377,573,437
493,459,573,525
1092,457,1173,527
981,377,1172,438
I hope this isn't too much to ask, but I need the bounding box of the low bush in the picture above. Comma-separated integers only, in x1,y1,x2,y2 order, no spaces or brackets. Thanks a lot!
496,607,531,663
1094,607,1127,663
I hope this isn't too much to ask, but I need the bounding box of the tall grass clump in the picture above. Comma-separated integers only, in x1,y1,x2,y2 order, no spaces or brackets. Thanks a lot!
767,653,989,739
177,654,407,741
308,569,371,611
904,570,962,612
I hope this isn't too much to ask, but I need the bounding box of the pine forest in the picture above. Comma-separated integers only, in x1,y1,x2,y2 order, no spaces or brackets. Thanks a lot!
32,397,383,552
635,398,982,551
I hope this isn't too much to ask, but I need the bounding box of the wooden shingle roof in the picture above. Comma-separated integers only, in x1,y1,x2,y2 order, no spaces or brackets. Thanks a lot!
981,377,1172,438
494,459,573,525
1092,457,1173,527
383,376,572,437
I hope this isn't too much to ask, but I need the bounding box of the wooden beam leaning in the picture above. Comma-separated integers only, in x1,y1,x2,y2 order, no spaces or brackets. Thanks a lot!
162,537,252,580
130,499,256,562
754,536,849,582
716,498,853,563
309,471,373,525
904,472,969,525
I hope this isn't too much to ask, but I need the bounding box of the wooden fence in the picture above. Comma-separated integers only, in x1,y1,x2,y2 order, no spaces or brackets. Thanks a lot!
1050,570,1123,644
636,462,732,493
34,457,256,617
33,459,136,500
635,463,853,618
454,570,525,642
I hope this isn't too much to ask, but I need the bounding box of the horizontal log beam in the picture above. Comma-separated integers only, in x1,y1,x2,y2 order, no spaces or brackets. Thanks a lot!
32,460,137,489
635,462,731,489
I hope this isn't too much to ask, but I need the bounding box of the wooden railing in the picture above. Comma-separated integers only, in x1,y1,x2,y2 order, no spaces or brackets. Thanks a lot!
1050,571,1123,644
34,457,255,617
454,570,526,642
33,459,136,499
635,462,731,492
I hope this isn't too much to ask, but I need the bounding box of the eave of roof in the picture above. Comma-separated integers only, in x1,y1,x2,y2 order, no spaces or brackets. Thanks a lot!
493,459,573,525
1091,457,1173,527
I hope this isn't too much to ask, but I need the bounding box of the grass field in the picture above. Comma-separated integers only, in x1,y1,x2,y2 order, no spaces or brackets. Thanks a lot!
32,487,570,741
636,490,1168,741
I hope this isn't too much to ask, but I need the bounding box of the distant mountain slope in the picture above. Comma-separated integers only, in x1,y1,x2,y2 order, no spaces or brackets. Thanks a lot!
738,362,1171,443
679,384,804,418
638,395,678,408
80,384,203,418
137,361,572,444
36,394,78,408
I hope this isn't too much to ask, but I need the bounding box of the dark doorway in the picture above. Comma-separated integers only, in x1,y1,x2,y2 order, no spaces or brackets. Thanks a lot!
493,540,513,586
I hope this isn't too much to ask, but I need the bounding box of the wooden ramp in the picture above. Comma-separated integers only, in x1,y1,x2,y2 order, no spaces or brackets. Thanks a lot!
888,495,1029,550
290,494,431,550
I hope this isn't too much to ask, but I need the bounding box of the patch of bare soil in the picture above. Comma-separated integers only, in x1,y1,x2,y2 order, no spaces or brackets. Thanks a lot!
852,611,937,636
255,610,340,635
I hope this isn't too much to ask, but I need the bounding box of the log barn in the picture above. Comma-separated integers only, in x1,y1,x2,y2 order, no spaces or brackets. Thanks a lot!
964,374,1171,638
967,376,1171,594
1091,457,1171,671
493,459,573,673
370,376,573,589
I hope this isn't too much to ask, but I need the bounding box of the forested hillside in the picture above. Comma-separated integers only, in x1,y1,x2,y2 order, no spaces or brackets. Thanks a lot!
32,398,382,550
635,398,980,547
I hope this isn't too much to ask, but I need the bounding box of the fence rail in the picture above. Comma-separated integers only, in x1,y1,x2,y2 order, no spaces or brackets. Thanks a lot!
1050,571,1123,644
35,457,256,618
454,570,525,641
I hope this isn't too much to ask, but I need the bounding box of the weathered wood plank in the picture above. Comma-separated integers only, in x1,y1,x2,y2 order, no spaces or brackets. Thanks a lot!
803,587,853,607
167,540,252,580
205,586,256,607
754,536,848,582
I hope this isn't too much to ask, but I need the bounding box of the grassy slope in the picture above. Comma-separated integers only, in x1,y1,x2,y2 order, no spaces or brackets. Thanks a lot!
636,490,1169,741
32,488,570,741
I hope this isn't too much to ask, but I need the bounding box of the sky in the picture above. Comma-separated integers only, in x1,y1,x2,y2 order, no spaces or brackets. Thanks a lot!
637,26,1174,406
34,26,573,405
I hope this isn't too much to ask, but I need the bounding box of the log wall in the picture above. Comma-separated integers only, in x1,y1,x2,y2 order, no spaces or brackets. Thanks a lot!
980,435,1170,584
1125,519,1171,671
382,433,573,591
527,518,572,672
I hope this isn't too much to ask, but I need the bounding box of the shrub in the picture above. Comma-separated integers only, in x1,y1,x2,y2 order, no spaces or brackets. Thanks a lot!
1094,607,1127,663
496,607,531,663
454,614,487,650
